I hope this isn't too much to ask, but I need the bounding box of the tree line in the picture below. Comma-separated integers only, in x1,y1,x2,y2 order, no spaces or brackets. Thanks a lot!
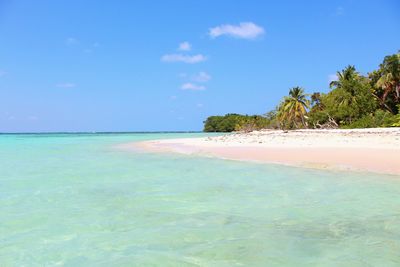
204,51,400,132
203,114,270,132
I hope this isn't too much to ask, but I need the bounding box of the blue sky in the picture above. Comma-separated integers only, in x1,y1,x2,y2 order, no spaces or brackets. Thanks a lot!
0,0,399,132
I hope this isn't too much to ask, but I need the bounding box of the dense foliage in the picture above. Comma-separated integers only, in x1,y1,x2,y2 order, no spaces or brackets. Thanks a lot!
307,66,378,128
304,53,400,129
277,87,309,129
203,114,270,132
203,51,400,132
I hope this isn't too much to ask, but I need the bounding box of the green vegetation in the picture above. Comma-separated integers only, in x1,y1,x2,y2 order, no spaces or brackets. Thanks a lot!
203,114,270,132
307,65,378,128
204,51,400,132
277,87,309,129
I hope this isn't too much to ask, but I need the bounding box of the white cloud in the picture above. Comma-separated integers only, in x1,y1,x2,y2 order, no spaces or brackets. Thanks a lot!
178,41,191,51
0,70,7,77
66,37,79,45
161,54,207,64
192,71,211,82
170,95,177,100
181,83,206,91
328,74,338,83
56,82,76,88
196,103,204,108
209,22,265,39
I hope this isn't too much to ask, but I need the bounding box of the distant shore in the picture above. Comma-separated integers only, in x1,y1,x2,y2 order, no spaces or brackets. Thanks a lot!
134,128,400,175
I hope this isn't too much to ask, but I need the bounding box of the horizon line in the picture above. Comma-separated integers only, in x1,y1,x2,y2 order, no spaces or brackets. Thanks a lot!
0,131,204,135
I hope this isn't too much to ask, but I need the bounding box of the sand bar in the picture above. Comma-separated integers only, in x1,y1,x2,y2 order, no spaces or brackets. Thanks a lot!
133,128,400,175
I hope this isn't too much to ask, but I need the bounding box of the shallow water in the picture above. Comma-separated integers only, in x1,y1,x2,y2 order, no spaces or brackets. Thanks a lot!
0,133,399,266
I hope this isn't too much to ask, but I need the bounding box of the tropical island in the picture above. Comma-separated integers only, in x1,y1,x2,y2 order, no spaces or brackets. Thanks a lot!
138,51,400,175
3,1,400,265
204,51,400,132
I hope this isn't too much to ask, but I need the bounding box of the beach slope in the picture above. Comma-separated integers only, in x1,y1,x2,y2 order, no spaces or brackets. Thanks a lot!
136,128,400,175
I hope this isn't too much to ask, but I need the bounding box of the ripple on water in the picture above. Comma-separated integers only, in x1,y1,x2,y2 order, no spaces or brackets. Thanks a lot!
0,133,400,266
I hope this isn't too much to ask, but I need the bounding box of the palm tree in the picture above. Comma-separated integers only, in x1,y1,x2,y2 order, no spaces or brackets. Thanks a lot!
329,65,358,89
278,87,310,129
310,92,323,109
376,52,400,104
328,65,370,111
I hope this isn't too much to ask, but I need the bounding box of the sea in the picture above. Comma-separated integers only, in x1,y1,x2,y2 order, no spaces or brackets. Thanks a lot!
0,133,399,266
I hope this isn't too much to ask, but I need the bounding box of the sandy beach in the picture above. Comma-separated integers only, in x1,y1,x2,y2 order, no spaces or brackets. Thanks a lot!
136,128,400,175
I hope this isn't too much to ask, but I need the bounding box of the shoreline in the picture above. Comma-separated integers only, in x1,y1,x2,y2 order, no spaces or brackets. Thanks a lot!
131,128,400,176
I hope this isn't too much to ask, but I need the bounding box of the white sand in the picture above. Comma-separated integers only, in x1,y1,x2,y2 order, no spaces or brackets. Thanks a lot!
135,128,400,175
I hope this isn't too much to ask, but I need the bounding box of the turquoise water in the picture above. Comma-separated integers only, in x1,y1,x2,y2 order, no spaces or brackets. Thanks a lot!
1,133,400,266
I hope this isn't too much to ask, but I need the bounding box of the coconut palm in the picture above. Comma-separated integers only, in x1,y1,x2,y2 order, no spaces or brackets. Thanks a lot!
328,65,372,111
376,52,400,104
278,87,310,129
310,92,323,109
329,65,358,90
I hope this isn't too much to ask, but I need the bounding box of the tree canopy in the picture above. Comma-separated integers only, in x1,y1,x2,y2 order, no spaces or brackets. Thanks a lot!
277,87,309,129
203,51,400,132
203,114,270,132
